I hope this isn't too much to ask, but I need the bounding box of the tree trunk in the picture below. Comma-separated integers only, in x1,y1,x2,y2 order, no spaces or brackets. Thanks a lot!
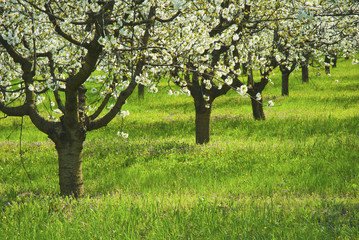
195,105,211,144
325,55,331,75
251,97,265,120
281,71,290,96
332,54,337,68
55,138,84,197
301,61,309,83
138,84,145,100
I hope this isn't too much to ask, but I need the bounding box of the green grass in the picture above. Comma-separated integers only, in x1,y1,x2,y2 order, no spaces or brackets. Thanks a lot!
1,58,359,239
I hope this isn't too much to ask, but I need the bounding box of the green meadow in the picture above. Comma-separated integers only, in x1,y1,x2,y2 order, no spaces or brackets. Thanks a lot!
1,59,358,239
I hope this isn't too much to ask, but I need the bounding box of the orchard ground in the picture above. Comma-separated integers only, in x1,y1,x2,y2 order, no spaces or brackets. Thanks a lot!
0,58,358,239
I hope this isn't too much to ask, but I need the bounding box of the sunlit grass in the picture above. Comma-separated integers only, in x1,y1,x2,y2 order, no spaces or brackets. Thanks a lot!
0,59,358,239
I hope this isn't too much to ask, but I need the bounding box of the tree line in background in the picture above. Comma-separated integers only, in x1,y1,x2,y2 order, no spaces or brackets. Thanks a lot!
1,0,358,197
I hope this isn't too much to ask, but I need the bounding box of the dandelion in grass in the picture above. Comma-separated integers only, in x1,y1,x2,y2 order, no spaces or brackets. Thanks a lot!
268,100,274,108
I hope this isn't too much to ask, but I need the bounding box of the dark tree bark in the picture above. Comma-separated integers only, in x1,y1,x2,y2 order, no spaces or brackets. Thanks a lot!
195,103,211,144
138,84,145,100
250,97,265,120
280,62,296,96
247,68,264,120
301,61,309,83
55,135,85,197
281,70,290,96
325,55,331,75
332,54,337,68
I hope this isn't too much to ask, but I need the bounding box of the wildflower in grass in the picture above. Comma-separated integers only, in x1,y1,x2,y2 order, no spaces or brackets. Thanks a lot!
118,110,130,118
91,87,97,93
117,131,129,139
174,91,179,96
268,100,274,108
168,89,173,95
334,79,339,83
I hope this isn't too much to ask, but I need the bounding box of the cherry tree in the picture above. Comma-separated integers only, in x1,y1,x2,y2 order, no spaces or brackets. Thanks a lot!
155,0,293,143
0,0,178,197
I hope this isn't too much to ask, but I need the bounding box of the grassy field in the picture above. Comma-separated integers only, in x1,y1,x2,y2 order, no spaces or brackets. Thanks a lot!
1,59,359,239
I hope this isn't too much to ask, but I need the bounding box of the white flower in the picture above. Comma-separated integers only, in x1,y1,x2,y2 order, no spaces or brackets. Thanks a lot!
149,85,158,93
205,103,211,109
232,34,239,41
240,85,247,94
117,131,129,139
255,92,261,101
168,89,173,95
225,77,233,85
203,95,210,101
174,91,179,96
182,87,191,96
334,79,339,83
268,100,274,108
237,85,247,97
28,84,35,91
118,110,130,117
91,88,97,93
196,46,205,54
53,109,62,114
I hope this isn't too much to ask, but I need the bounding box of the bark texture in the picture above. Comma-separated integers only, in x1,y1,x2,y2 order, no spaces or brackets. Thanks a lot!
138,84,145,100
195,104,211,144
251,97,265,120
325,55,331,75
56,139,84,197
301,61,309,83
281,71,290,96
